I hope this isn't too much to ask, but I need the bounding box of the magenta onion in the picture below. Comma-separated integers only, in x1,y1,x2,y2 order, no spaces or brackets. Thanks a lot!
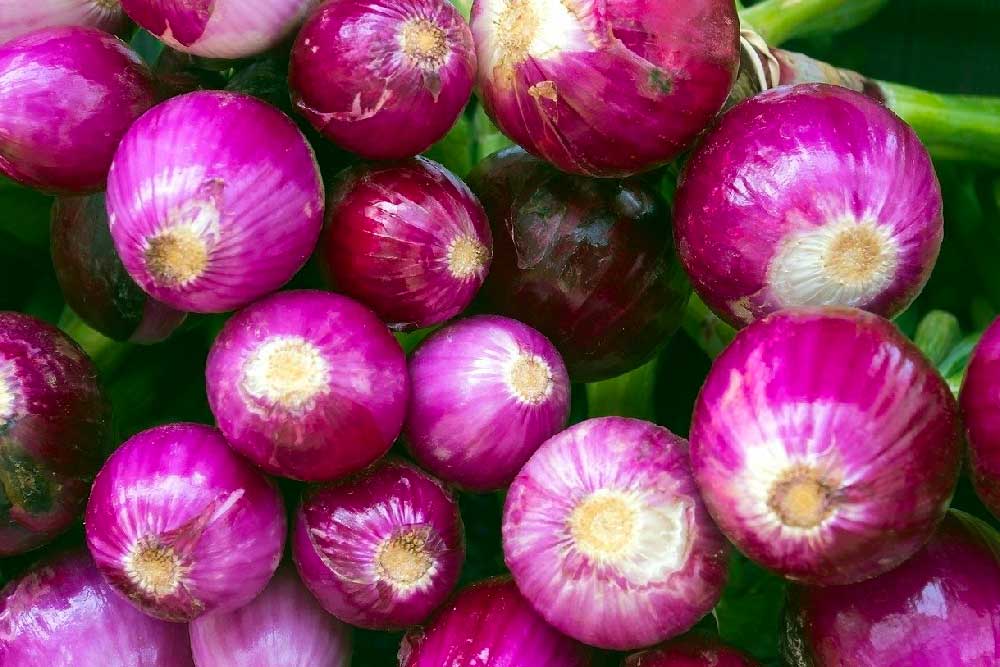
784,510,1000,666
0,1,126,45
624,636,760,667
470,0,739,177
0,312,110,556
0,26,156,194
84,423,286,621
292,458,464,630
404,315,569,491
190,565,352,667
206,290,409,482
400,577,593,666
289,0,475,160
107,91,324,314
690,307,960,586
960,317,1000,517
674,84,943,329
318,158,492,330
504,417,729,650
0,549,194,665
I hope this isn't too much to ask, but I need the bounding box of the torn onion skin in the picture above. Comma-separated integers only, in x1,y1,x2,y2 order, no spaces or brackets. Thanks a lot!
674,84,943,329
961,317,1000,518
690,307,961,586
624,635,761,667
503,417,729,650
0,0,127,45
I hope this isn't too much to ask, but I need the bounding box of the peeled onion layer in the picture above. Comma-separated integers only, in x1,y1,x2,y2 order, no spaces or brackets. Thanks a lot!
960,316,1000,517
624,635,761,666
0,0,127,45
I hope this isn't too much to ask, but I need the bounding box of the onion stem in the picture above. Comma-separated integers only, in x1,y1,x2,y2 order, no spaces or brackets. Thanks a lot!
57,307,130,375
739,0,889,45
585,355,660,421
682,296,736,360
913,310,962,367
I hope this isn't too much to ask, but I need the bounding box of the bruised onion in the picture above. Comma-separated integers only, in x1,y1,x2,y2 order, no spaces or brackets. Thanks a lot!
0,0,126,45
624,636,761,667
960,317,1000,517
690,307,960,586
84,423,286,621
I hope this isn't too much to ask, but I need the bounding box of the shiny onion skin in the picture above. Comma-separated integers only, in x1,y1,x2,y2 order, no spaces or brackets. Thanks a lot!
292,458,464,630
404,315,570,491
318,158,492,331
690,307,961,586
289,0,476,160
0,0,127,45
624,635,761,667
470,0,740,177
399,577,593,667
107,91,324,314
0,549,194,666
783,511,1000,666
84,423,286,622
960,317,1000,518
0,312,110,556
0,27,156,194
469,147,691,383
674,84,943,329
504,417,729,650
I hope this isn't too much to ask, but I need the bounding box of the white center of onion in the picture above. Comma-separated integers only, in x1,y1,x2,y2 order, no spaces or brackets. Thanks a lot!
484,0,588,82
768,466,837,530
144,198,222,287
375,527,436,592
400,18,449,69
93,0,120,9
505,352,553,404
125,537,183,598
242,337,331,412
0,360,17,423
446,235,489,279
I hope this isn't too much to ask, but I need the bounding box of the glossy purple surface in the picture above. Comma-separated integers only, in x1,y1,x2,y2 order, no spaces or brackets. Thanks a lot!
961,317,1000,518
0,0,127,45
624,635,761,667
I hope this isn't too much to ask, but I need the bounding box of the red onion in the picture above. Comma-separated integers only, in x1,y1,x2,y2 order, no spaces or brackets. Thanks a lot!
289,0,475,160
960,317,1000,518
0,1,126,45
624,636,761,667
292,458,464,630
84,422,286,621
190,565,352,667
404,315,569,491
0,26,156,194
0,549,194,665
318,158,492,331
107,91,324,314
399,577,593,666
206,290,409,482
504,417,729,650
0,312,110,556
690,307,960,586
470,0,740,177
675,84,943,329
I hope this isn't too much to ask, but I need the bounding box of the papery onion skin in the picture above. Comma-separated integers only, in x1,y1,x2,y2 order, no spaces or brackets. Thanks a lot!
107,91,324,314
205,290,409,482
469,147,691,383
318,158,492,331
399,577,593,667
0,0,127,45
0,549,195,666
289,0,475,160
960,317,1000,518
84,422,286,622
0,312,110,556
674,84,943,329
624,635,761,667
470,0,740,178
292,458,464,630
690,307,960,586
0,26,156,194
783,511,1000,666
404,315,569,491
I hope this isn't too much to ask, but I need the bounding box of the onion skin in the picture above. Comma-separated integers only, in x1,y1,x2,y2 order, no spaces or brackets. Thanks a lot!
0,0,127,45
0,312,110,556
624,636,761,667
292,458,464,630
0,27,156,194
84,423,286,622
960,317,1000,517
404,315,570,491
674,84,943,329
690,307,960,586
318,158,492,331
783,511,1000,666
470,0,740,177
289,0,475,160
469,147,691,383
107,91,324,314
399,577,593,666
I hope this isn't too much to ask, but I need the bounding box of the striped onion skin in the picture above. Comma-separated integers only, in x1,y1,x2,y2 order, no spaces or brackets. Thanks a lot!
0,0,126,46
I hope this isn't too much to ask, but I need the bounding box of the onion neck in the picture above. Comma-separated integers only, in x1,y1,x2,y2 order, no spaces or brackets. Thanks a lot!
682,296,735,360
739,0,889,45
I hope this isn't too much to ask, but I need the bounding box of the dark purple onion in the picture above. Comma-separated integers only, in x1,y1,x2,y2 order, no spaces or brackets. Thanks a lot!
624,635,761,667
960,316,1000,517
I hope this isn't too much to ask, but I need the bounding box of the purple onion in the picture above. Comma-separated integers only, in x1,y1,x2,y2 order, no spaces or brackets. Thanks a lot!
0,0,127,45
318,158,492,331
84,422,286,621
292,458,464,630
0,26,156,194
0,312,110,556
189,565,352,667
107,91,324,314
289,0,475,160
961,317,1000,517
0,549,194,665
404,315,569,491
690,307,960,586
674,84,943,329
399,577,593,667
206,290,409,482
624,636,761,667
470,0,739,177
504,417,729,650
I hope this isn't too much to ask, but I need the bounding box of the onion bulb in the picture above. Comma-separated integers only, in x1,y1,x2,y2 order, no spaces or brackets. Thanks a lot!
0,0,126,45
960,316,1000,518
